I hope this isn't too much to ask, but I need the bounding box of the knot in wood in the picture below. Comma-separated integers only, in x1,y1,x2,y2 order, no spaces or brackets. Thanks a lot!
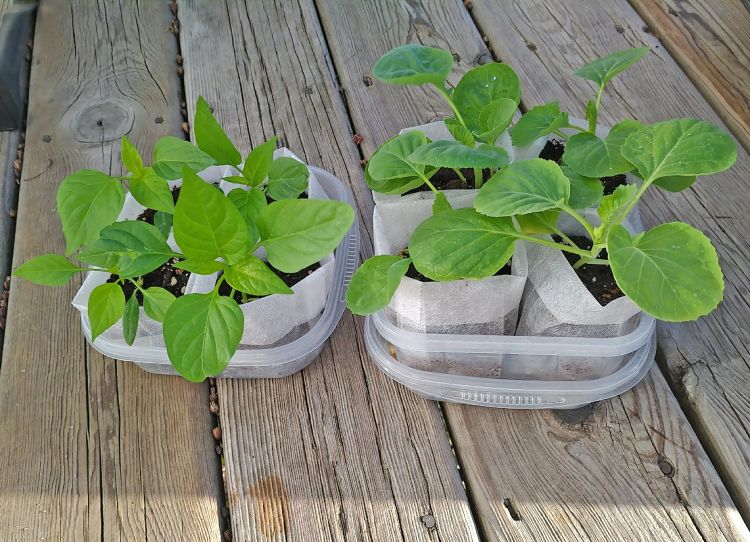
72,98,134,143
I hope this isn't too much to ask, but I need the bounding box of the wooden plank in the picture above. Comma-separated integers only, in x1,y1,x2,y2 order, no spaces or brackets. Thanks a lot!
466,0,750,533
627,0,750,151
178,1,478,541
0,2,223,540
317,0,750,539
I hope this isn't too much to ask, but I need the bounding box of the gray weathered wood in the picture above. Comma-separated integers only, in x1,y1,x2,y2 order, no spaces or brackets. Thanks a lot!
178,1,478,540
628,0,750,151
468,0,750,531
0,2,222,540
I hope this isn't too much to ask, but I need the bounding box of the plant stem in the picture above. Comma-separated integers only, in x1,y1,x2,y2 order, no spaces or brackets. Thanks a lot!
514,233,592,257
550,226,576,247
473,167,483,189
563,124,587,133
558,204,595,239
418,171,440,195
436,85,469,129
452,168,466,182
551,129,568,140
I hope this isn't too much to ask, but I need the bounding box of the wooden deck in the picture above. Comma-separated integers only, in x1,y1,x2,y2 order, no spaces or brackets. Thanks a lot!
0,0,749,540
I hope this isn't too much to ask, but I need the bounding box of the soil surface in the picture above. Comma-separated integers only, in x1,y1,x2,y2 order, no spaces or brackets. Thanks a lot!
538,139,628,196
552,235,623,306
108,258,190,304
400,250,511,282
217,261,321,304
405,167,493,193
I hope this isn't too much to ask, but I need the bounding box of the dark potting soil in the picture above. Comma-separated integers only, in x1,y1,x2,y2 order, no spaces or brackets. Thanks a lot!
551,235,623,306
107,258,190,304
399,250,511,282
217,261,321,304
265,191,308,205
404,167,493,194
538,139,628,196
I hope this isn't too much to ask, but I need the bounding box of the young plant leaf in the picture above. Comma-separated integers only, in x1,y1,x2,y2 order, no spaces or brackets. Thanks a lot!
258,199,354,273
174,167,251,264
509,102,569,147
227,187,266,244
224,255,293,296
364,163,426,195
366,131,430,194
563,120,641,178
163,293,243,382
432,192,451,214
561,165,603,209
653,175,696,192
516,209,561,234
122,294,140,346
346,255,411,315
478,98,516,144
129,168,175,213
266,157,309,200
444,117,475,147
409,208,517,280
408,140,509,169
14,254,82,286
372,44,454,86
621,119,737,181
194,96,242,166
575,47,650,88
598,183,638,225
142,287,176,322
454,63,521,133
152,136,215,180
57,170,125,254
88,282,125,341
242,136,277,186
175,259,225,275
223,175,251,186
77,220,174,279
608,223,723,322
474,158,570,217
121,136,143,176
153,211,173,238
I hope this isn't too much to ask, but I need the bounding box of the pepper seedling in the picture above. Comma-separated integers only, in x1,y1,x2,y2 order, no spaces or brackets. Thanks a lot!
15,97,354,381
348,47,737,324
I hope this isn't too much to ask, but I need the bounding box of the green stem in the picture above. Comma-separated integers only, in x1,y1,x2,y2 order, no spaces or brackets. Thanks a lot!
558,204,595,239
126,278,146,294
563,124,587,133
550,226,576,247
417,171,440,195
551,129,568,140
473,167,483,189
436,85,468,129
514,233,592,257
452,168,466,182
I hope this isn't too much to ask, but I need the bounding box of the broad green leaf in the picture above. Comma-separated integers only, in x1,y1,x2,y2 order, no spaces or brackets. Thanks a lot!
153,211,173,238
563,120,640,177
575,47,650,87
78,220,173,279
364,163,425,195
88,282,125,341
474,158,570,217
142,287,176,322
516,209,561,234
608,223,723,321
224,255,293,296
432,192,451,214
444,117,475,147
123,294,139,346
454,64,521,133
598,183,637,225
174,168,251,264
408,140,509,168
194,96,242,166
366,131,430,194
14,254,82,286
242,136,277,186
266,157,309,200
57,170,126,254
410,208,517,280
258,199,354,273
121,136,143,176
227,187,265,244
163,293,243,382
509,102,568,147
129,168,174,213
372,44,454,86
653,175,696,192
152,136,215,180
561,165,603,209
478,98,516,144
346,255,411,315
621,119,737,181
175,259,225,275
223,175,251,186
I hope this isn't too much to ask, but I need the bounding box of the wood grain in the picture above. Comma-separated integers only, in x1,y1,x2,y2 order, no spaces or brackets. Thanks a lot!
467,0,750,532
0,2,222,540
628,0,750,151
178,1,478,540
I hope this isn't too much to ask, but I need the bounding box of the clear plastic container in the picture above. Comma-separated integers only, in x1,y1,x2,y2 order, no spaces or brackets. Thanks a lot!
75,166,359,378
365,312,655,409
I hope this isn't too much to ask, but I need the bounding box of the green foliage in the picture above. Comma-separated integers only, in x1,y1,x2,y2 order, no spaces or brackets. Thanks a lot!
346,255,411,315
561,166,602,209
142,287,176,322
444,117,475,146
242,136,277,186
509,102,569,147
123,294,139,346
227,187,265,243
575,47,649,88
373,44,454,86
266,157,309,200
432,192,451,214
366,131,432,195
121,136,143,176
129,168,174,213
194,96,242,166
152,136,215,180
153,211,173,238
563,120,640,177
224,255,293,296
408,140,509,169
14,254,83,286
478,98,516,144
88,282,125,341
454,63,521,133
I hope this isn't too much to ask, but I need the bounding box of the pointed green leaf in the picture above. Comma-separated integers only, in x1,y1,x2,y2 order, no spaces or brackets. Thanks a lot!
153,211,173,238
563,120,641,178
57,170,126,254
516,209,561,234
561,165,603,209
474,158,570,217
152,136,215,180
121,136,143,176
227,187,265,244
224,255,293,296
373,44,454,86
242,136,277,186
123,294,140,346
598,183,638,225
163,293,243,382
266,157,309,200
346,255,411,315
223,175,251,186
88,282,125,341
14,254,82,286
454,63,521,133
653,175,696,192
608,223,723,322
175,259,225,275
509,102,569,147
478,98,516,144
575,47,650,87
444,117,475,147
129,168,175,212
366,131,430,194
194,96,242,166
432,192,451,214
142,286,176,322
409,140,509,169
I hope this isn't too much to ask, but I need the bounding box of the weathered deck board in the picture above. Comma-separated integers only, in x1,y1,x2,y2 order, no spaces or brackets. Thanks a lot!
0,2,222,540
317,0,750,539
468,0,750,530
628,0,750,151
178,2,478,540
